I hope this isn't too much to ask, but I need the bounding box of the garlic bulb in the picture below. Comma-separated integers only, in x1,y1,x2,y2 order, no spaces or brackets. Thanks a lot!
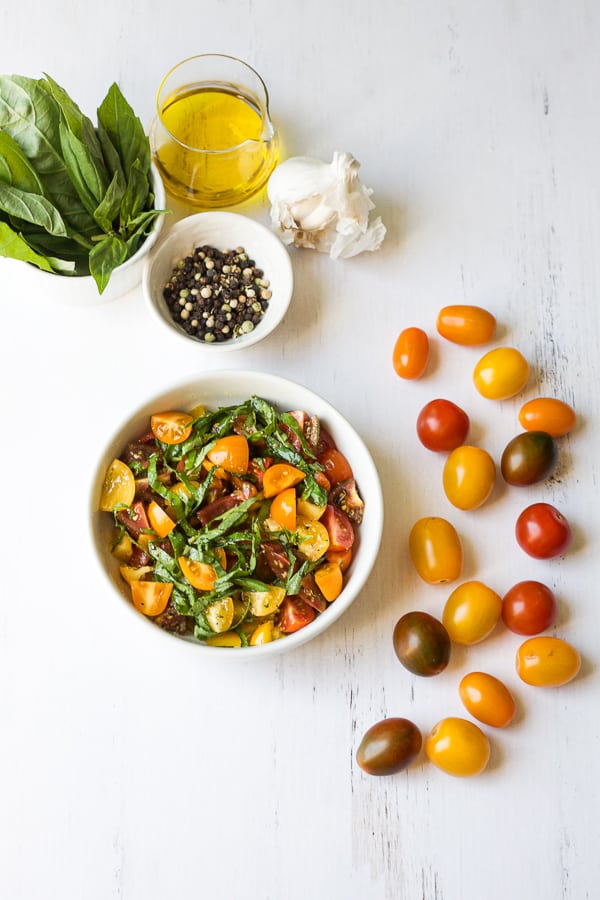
267,151,386,259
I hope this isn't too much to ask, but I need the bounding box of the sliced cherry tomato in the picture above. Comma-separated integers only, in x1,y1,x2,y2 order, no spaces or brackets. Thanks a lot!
295,516,330,560
436,305,496,345
178,557,217,591
270,486,297,530
502,580,557,635
518,398,576,438
278,597,316,633
314,561,343,602
99,458,136,511
425,717,490,777
318,447,353,485
443,581,502,645
473,347,530,400
356,718,422,775
501,431,557,486
515,503,572,559
393,611,451,676
206,631,242,648
516,636,581,687
147,500,176,538
262,463,306,498
206,435,249,475
246,585,286,617
393,327,430,379
326,547,353,573
130,581,173,617
442,445,496,510
459,672,516,728
321,504,355,551
408,517,463,584
117,500,150,537
150,411,193,445
298,573,328,611
416,399,470,452
249,620,274,645
205,596,234,633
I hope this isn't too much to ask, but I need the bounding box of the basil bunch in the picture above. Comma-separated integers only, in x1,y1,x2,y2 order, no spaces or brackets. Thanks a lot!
0,74,165,293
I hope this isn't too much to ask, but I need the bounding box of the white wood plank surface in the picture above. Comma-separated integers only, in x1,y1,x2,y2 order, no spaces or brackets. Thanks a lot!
1,2,598,898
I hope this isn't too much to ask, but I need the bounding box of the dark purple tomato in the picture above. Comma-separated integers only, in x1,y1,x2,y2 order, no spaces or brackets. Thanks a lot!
500,431,557,486
356,717,422,776
392,611,451,676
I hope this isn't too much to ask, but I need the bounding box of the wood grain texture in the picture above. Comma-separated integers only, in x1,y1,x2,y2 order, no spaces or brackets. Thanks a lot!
1,2,599,899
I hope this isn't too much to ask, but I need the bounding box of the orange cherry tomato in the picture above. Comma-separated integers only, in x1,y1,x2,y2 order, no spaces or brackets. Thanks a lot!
393,327,430,379
518,398,576,437
262,463,306,498
206,435,249,474
425,717,490,777
442,580,502,644
326,547,353,572
270,486,297,530
473,347,530,400
442,445,496,510
150,411,193,445
408,517,463,584
516,636,581,687
147,500,176,537
459,672,517,728
436,305,496,345
178,557,218,591
318,447,353,485
130,581,173,617
314,561,343,601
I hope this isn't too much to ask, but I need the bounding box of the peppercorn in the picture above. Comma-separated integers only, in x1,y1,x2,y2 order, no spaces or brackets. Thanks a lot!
162,244,270,343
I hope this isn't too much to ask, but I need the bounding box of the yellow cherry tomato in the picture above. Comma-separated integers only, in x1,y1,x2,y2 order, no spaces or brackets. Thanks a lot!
130,581,173,617
442,445,496,510
206,435,249,474
442,580,502,644
205,596,234,633
147,500,176,538
99,458,136,511
516,636,581,687
150,411,193,445
518,397,576,437
178,557,217,591
393,327,430,379
473,347,530,400
436,305,496,345
270,486,297,530
459,672,517,727
249,620,275,645
206,630,242,648
408,517,463,584
263,463,306,498
425,717,490,777
245,585,286,617
314,561,344,602
295,516,330,561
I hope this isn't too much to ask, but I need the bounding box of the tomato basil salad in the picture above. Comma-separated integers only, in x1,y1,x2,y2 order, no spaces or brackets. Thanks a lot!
99,396,364,647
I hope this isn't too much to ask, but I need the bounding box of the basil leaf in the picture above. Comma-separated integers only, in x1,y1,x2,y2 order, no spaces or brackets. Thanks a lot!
97,83,150,178
42,74,108,181
59,121,108,215
93,169,125,232
120,158,149,225
0,220,55,271
88,234,128,293
0,131,45,193
0,182,67,235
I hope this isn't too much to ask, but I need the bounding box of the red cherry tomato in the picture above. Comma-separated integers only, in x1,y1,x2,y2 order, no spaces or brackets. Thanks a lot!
318,447,353,485
416,399,470,452
277,597,316,633
393,327,430,379
321,504,355,551
502,580,557,635
515,503,572,559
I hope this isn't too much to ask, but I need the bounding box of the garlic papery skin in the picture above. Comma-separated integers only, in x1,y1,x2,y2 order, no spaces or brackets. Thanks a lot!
267,151,386,259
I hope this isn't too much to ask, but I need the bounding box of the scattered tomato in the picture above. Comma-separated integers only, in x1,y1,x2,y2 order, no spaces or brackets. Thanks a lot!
436,305,496,345
515,502,572,559
409,516,463,584
130,580,173,617
206,435,249,475
318,447,353,485
442,580,502,645
459,672,516,728
150,411,193,445
425,717,490,777
416,399,470,452
516,636,581,687
501,431,557,486
518,398,576,438
99,458,136,511
356,718,422,775
392,611,451,676
262,463,306,498
502,580,557,635
393,327,430,379
442,445,496,510
473,347,530,400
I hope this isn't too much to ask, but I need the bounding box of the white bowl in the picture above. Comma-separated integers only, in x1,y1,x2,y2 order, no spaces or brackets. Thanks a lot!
89,370,383,659
142,212,293,351
0,164,166,305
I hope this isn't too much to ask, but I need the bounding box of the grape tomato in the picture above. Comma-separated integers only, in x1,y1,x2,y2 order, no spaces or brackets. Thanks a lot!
442,445,496,510
416,399,470,452
393,327,430,379
408,517,463,584
473,347,530,400
392,611,451,676
518,398,576,437
502,580,557,635
459,672,517,728
425,717,491,777
356,718,422,775
515,503,572,559
436,305,496,345
516,636,581,687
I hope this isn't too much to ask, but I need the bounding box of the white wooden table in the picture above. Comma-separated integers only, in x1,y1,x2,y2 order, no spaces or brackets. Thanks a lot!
1,2,599,898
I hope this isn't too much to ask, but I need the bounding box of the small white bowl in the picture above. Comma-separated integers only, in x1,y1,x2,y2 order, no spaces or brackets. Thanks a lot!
0,164,166,305
89,370,383,659
142,211,293,351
